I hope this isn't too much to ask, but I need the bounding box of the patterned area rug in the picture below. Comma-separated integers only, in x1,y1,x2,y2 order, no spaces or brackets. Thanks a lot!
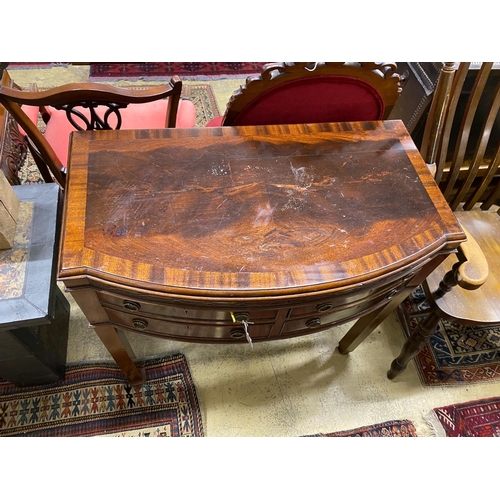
89,62,267,80
304,419,418,437
185,84,220,126
8,63,68,69
400,286,500,386
18,83,219,185
426,396,500,436
0,354,204,436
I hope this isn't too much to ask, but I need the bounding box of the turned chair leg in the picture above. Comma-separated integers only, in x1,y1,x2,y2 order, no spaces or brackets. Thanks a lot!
387,311,440,379
388,266,459,380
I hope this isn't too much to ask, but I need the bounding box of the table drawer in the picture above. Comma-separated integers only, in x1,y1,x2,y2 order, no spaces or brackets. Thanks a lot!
104,307,273,341
288,276,407,319
281,280,408,336
96,289,279,323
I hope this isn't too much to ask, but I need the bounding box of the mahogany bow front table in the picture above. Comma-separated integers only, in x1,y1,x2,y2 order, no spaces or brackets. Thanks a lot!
58,121,465,384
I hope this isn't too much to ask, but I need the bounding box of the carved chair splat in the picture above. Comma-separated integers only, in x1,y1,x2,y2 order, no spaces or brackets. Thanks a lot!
0,75,196,188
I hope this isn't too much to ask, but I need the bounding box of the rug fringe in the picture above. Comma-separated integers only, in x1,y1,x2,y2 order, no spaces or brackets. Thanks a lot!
423,410,447,437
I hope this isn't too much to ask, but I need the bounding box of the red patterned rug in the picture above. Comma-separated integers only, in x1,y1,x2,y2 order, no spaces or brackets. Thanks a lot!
400,286,500,386
427,397,500,436
0,354,204,436
305,419,418,437
89,62,268,80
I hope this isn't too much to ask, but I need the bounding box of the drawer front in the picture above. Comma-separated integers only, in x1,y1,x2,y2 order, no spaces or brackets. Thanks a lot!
281,280,408,336
96,289,279,323
288,275,408,319
104,307,273,341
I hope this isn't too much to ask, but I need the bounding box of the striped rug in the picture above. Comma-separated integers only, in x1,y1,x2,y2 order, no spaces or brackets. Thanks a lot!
0,354,204,437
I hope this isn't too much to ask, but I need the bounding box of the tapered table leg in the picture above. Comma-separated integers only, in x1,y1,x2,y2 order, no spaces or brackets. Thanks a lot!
94,324,145,385
338,289,410,354
387,311,441,379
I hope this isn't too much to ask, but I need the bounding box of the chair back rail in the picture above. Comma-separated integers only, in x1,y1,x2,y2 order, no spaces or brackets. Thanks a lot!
461,80,500,210
427,63,500,211
442,63,493,204
0,77,183,188
434,63,470,184
420,62,456,167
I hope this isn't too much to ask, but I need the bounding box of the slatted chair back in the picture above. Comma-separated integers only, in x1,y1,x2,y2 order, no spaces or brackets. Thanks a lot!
421,62,500,211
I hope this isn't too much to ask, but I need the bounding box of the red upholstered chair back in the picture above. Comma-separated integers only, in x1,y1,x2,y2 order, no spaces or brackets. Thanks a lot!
232,75,385,126
219,62,402,127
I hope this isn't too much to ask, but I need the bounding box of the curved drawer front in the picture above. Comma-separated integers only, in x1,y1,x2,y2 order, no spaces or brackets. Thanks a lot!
94,265,417,343
104,307,273,341
96,289,278,322
288,274,408,319
281,279,408,336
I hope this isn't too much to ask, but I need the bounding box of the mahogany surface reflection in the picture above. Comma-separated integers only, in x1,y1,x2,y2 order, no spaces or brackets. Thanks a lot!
59,121,465,384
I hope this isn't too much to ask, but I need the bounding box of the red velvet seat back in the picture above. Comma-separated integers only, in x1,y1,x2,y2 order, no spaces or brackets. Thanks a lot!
230,75,385,126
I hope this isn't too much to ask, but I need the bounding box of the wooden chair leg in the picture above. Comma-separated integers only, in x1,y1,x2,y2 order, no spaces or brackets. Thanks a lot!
27,143,55,183
387,310,440,379
389,265,464,379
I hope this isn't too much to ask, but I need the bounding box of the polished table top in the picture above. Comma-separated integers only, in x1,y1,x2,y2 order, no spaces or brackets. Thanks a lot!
59,120,465,302
58,120,467,384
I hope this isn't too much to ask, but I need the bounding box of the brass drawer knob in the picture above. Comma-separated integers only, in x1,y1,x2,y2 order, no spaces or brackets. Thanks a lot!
232,312,251,322
123,300,141,311
132,318,148,330
316,303,333,313
230,329,246,339
385,289,399,301
306,318,321,328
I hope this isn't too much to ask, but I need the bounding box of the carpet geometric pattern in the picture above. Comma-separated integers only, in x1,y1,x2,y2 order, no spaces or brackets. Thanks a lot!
401,286,500,386
426,396,500,436
0,354,204,437
305,419,418,437
183,84,220,126
89,62,268,80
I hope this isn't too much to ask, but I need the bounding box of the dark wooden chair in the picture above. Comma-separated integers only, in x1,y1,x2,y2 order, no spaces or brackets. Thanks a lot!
206,62,402,127
0,72,196,188
388,62,500,379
